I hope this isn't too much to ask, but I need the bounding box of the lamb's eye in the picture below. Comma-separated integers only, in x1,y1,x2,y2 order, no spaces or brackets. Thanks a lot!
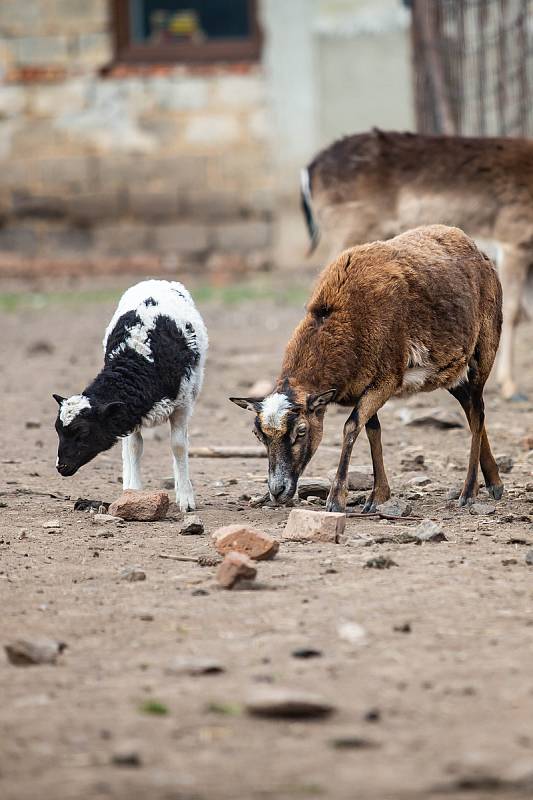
297,424,307,437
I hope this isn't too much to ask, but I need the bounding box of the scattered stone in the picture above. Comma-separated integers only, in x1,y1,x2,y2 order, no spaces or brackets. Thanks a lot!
291,647,323,659
111,748,141,767
496,454,514,474
212,524,279,560
524,492,533,503
283,509,345,543
161,476,175,490
330,733,379,749
165,658,225,676
347,491,367,506
393,622,411,633
525,550,533,566
469,502,496,516
398,406,464,429
446,485,462,501
191,588,209,596
179,514,205,535
338,622,367,646
364,555,397,569
245,687,335,719
74,497,110,513
42,519,61,529
120,567,146,582
415,519,447,543
400,453,425,471
25,420,41,429
364,708,381,722
328,469,373,491
297,477,331,500
502,558,518,566
109,490,169,521
307,495,325,506
216,551,257,589
375,499,412,517
5,638,66,666
249,378,275,397
91,513,124,525
27,339,54,356
408,475,431,487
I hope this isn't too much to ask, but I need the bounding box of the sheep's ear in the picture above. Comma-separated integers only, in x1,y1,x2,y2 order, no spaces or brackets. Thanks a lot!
52,394,65,406
229,397,263,413
100,401,126,419
307,388,336,412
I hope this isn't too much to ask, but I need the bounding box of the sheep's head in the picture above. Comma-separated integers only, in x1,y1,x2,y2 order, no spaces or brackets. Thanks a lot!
230,388,336,504
53,394,126,476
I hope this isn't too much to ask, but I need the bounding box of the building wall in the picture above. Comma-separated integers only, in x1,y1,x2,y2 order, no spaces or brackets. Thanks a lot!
0,0,414,276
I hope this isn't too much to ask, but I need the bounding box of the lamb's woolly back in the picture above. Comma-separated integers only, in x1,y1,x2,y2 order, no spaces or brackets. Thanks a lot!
103,280,207,362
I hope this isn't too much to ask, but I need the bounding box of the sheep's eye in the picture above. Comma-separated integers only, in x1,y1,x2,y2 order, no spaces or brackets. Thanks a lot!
297,424,307,437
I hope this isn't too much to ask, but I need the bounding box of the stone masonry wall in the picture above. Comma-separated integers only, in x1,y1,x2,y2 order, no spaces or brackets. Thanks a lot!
0,0,273,277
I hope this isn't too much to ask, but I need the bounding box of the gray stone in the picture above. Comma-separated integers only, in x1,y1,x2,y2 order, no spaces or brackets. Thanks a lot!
525,550,533,566
399,407,464,429
179,514,205,536
495,454,514,474
469,502,496,516
245,687,335,719
447,485,462,501
5,638,66,666
297,477,330,500
408,475,432,487
376,499,412,517
328,468,373,491
120,567,146,582
165,658,225,676
415,519,447,542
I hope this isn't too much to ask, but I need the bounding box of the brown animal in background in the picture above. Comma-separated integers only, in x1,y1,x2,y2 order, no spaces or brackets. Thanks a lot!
301,129,533,401
231,225,503,513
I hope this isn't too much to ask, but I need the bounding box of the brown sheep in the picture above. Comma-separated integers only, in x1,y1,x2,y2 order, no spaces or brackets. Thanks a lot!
231,225,503,513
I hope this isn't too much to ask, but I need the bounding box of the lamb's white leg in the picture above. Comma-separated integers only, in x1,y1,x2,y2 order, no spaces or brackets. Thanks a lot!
122,438,131,490
170,409,195,511
123,430,143,490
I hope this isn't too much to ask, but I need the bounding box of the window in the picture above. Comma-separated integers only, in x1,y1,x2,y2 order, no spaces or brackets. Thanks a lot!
112,0,261,63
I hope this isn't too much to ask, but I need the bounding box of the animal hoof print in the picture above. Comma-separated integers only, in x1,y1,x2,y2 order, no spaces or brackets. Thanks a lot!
487,483,504,501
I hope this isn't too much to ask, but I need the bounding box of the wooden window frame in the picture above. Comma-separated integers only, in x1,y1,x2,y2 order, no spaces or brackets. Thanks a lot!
111,0,262,64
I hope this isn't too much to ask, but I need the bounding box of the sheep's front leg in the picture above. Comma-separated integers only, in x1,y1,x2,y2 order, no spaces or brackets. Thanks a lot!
326,388,391,513
170,409,195,512
326,406,362,513
122,430,143,490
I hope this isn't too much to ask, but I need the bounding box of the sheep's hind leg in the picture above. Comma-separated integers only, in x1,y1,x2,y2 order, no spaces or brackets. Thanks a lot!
448,384,503,502
362,413,391,513
170,409,195,512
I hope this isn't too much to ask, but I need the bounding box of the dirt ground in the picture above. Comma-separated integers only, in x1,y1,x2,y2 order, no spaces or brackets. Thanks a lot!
2,273,533,800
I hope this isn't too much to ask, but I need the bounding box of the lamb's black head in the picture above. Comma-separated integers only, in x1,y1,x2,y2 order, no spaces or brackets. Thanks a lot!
53,394,126,477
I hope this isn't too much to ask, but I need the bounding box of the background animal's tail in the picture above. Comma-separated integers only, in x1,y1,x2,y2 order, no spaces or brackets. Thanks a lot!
300,167,320,255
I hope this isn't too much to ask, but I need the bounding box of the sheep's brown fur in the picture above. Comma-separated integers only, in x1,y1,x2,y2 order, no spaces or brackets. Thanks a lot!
304,128,533,400
234,225,503,512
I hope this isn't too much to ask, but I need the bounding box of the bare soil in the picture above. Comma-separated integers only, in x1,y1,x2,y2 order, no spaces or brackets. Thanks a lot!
2,275,533,800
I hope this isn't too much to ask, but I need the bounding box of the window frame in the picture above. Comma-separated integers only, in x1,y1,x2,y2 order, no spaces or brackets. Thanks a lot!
111,0,262,64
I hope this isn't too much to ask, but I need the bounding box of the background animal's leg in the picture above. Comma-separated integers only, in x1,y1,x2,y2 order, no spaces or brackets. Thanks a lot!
362,413,391,513
122,437,131,490
170,409,195,512
326,386,391,513
448,384,503,501
496,245,528,400
126,430,143,490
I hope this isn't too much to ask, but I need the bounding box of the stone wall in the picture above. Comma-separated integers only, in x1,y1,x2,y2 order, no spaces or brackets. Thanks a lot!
0,0,274,277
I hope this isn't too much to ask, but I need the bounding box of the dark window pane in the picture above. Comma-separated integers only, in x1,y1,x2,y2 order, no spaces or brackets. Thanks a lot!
129,0,252,45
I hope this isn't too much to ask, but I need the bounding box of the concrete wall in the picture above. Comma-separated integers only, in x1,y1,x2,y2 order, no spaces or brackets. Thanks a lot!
0,0,414,275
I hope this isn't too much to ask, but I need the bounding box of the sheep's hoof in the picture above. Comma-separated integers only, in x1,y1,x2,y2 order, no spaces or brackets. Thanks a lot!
326,495,346,514
458,494,474,508
486,483,504,501
362,501,377,514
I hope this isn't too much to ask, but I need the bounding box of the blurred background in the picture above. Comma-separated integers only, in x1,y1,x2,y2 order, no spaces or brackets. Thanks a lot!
0,0,531,284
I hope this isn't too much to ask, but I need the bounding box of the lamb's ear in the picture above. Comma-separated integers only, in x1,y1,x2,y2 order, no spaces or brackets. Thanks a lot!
100,401,126,420
229,396,263,413
307,388,337,412
52,394,65,406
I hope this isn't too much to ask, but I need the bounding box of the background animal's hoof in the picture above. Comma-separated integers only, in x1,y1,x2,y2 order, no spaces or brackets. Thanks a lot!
487,483,504,501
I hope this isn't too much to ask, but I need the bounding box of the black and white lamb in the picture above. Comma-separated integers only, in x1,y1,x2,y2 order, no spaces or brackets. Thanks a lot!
53,279,207,511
